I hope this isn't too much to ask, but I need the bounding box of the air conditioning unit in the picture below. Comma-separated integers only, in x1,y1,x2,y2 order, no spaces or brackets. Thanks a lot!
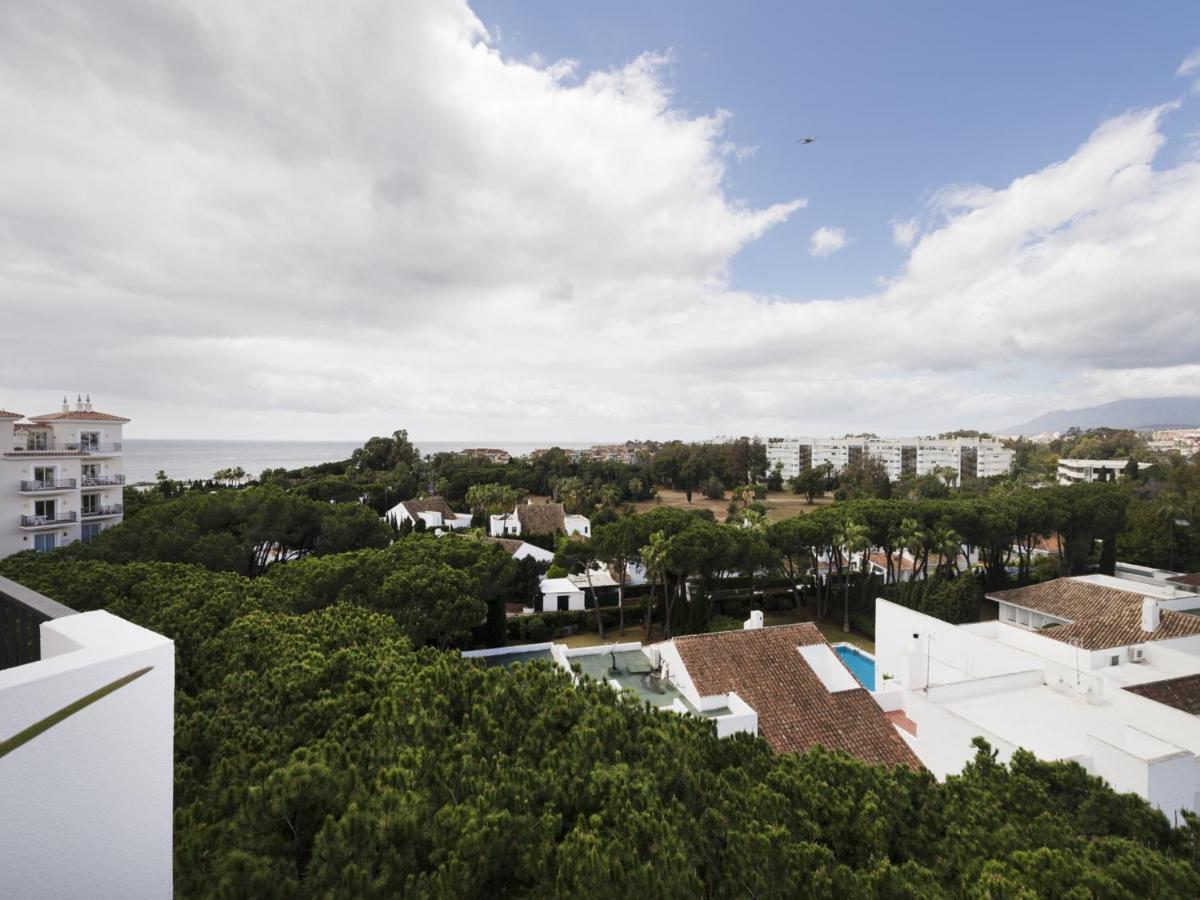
1127,646,1145,663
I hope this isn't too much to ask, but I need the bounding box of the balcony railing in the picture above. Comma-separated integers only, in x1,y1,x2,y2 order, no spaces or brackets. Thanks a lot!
19,512,78,528
81,474,126,488
0,573,75,670
18,478,78,492
7,441,122,455
81,505,123,519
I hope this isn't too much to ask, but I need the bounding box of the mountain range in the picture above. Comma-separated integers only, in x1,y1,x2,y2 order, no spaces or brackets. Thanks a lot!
1002,396,1200,435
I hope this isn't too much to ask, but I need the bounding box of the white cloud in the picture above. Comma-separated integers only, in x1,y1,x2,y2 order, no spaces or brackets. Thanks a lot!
0,1,1197,442
1178,46,1200,92
891,219,918,248
808,226,848,258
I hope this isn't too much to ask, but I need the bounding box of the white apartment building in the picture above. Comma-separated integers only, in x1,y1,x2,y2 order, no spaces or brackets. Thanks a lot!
766,436,1014,483
874,576,1200,824
1,397,128,558
1056,458,1153,485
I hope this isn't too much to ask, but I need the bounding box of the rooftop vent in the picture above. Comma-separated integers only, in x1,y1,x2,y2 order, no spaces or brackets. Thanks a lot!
743,610,764,630
1141,597,1160,633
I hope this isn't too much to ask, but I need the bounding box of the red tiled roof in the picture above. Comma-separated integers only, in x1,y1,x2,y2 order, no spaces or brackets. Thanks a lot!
29,410,129,422
1124,674,1200,714
989,578,1200,650
1166,573,1200,588
399,496,455,519
673,624,920,769
0,409,22,419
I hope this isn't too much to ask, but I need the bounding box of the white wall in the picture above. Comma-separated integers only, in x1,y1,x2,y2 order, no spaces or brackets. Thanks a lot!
0,611,174,899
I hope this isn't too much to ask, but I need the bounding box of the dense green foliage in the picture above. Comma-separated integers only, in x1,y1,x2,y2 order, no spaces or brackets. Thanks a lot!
4,552,1199,896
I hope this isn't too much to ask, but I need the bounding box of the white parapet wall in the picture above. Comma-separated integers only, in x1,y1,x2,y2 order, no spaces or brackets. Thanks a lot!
0,610,175,900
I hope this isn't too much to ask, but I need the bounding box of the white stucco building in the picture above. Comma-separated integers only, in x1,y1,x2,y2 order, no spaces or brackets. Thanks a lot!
766,436,1014,483
0,574,174,898
873,576,1200,825
1056,458,1153,484
384,496,471,532
489,501,590,539
1,397,128,559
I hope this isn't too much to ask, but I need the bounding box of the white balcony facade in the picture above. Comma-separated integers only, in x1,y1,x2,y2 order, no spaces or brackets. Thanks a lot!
766,436,1015,483
0,575,174,898
0,398,128,558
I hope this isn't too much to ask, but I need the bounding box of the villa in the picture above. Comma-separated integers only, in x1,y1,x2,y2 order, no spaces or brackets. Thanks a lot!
873,575,1200,824
466,613,918,768
1056,458,1153,485
490,501,590,539
1,397,128,558
384,496,472,532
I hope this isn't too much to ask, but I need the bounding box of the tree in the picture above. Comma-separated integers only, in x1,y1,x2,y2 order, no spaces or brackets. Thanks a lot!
555,537,605,640
836,520,871,632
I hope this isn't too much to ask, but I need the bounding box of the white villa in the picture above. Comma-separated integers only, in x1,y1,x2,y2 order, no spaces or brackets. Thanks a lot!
874,575,1200,825
0,573,174,897
767,436,1014,483
489,501,590,539
384,496,471,532
466,615,917,768
1,397,128,558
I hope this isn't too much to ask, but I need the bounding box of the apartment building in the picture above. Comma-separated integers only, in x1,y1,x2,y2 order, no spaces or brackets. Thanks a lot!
1056,458,1153,485
766,436,1014,482
1,396,128,558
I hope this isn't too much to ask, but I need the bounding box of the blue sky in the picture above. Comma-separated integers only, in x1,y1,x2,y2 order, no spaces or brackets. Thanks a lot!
475,1,1200,299
2,1,1198,440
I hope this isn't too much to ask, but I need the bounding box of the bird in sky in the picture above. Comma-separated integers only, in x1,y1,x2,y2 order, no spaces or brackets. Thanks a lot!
795,137,817,144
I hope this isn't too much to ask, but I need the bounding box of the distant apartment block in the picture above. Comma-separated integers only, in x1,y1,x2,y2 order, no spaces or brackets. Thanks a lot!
1056,458,1152,485
1149,428,1200,455
766,436,1014,482
1,397,128,559
459,447,512,465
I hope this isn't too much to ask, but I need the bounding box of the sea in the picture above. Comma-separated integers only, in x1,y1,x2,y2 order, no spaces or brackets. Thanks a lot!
122,439,594,484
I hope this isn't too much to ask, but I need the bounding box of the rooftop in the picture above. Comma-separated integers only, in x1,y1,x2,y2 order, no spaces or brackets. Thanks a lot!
516,502,567,535
1125,673,1200,715
29,410,130,423
673,623,920,768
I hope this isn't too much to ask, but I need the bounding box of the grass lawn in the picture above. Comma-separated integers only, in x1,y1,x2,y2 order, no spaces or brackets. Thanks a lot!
633,488,831,523
761,610,875,652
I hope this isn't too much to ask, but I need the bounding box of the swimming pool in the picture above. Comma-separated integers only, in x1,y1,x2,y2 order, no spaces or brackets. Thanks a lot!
833,644,876,691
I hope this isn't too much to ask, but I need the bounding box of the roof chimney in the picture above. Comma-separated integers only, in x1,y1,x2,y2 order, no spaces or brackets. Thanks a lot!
75,393,83,412
61,395,69,412
743,610,764,630
1141,597,1160,633
84,393,92,412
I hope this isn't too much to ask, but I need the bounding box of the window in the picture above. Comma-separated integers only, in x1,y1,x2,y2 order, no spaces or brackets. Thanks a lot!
34,533,56,553
557,595,570,612
81,463,100,479
32,465,56,487
34,499,57,520
81,523,101,543
81,494,98,514
1110,655,1120,666
26,431,48,450
80,431,100,451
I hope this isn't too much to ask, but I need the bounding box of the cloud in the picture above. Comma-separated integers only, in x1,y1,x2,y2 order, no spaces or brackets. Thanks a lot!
808,226,848,258
0,1,1197,442
1179,46,1200,92
891,219,918,248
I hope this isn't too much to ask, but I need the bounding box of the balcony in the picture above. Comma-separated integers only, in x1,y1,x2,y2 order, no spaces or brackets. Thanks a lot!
81,504,123,520
81,474,126,488
0,574,173,896
18,479,78,494
18,512,78,529
6,441,122,457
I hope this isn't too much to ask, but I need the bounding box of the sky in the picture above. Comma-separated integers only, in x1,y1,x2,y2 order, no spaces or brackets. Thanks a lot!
1,0,1199,441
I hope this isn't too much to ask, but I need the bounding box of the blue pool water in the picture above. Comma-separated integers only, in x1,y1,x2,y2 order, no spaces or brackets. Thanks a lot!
834,645,876,691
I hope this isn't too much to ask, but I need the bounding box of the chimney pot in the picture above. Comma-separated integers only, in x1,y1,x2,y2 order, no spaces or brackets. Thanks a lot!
1141,597,1160,633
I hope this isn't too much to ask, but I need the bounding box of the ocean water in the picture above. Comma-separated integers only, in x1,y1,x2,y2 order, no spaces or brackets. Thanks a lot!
122,439,594,483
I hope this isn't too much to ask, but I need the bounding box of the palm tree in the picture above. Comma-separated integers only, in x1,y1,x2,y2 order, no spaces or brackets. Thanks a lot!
836,520,870,633
640,531,671,641
930,526,962,579
897,517,926,580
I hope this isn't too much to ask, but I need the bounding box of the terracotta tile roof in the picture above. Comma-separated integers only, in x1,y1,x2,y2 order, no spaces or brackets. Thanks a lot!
990,579,1200,650
868,551,916,572
1033,533,1061,554
516,502,567,535
29,410,129,422
1124,673,1200,714
1166,573,1200,588
672,624,920,769
399,496,455,519
487,537,526,555
1045,608,1200,651
0,408,22,419
988,579,1138,623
